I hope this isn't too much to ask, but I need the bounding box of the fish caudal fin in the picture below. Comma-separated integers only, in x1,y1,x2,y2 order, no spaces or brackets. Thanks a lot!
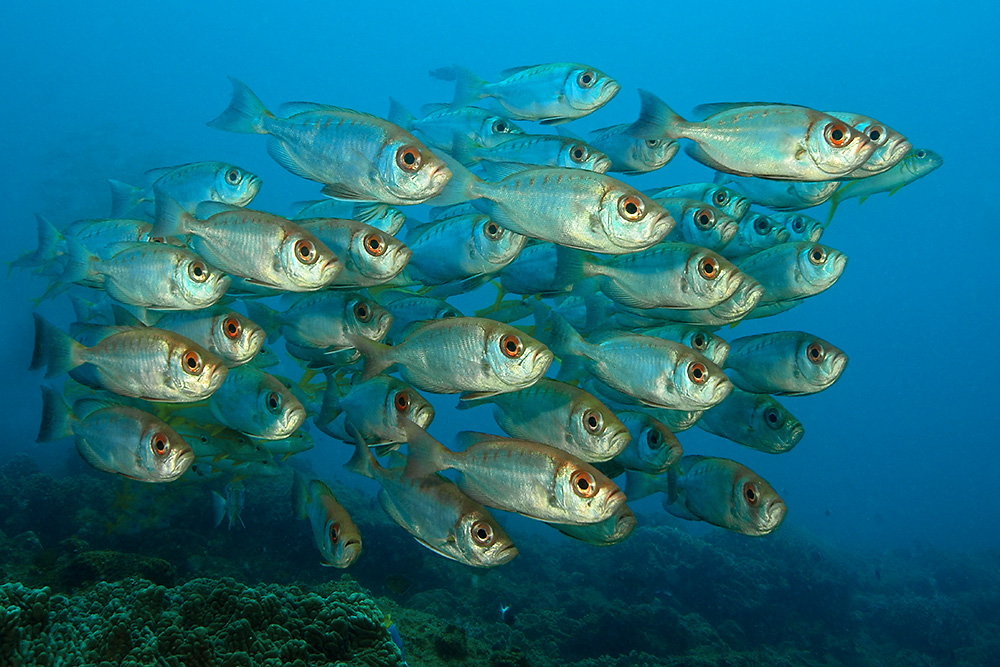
553,246,596,289
243,301,283,344
343,424,380,479
347,334,395,382
430,65,486,109
545,311,588,361
635,90,688,139
31,314,86,378
107,180,147,218
400,418,449,479
29,215,63,270
210,491,227,528
60,237,98,285
207,77,273,135
387,98,415,130
37,386,74,442
624,470,670,501
152,192,195,239
426,152,482,207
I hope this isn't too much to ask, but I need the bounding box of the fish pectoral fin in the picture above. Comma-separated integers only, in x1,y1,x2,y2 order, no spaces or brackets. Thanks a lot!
321,183,370,201
266,138,316,182
459,390,502,401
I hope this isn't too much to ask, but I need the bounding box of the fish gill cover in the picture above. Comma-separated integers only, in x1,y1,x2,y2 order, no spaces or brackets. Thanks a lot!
0,1,997,666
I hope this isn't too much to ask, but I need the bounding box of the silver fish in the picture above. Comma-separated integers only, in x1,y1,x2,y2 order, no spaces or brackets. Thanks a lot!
613,411,682,474
109,161,260,218
117,306,264,368
452,133,611,173
725,331,848,395
586,90,679,174
292,200,406,236
737,242,846,304
825,111,910,177
653,197,739,251
298,217,411,287
315,373,434,447
499,243,573,297
547,503,636,546
616,275,764,327
713,172,840,211
637,324,730,366
646,182,750,220
388,99,525,153
405,214,527,285
721,211,791,261
292,473,362,568
245,291,391,354
770,211,825,243
697,387,804,454
207,365,306,440
826,148,943,223
375,290,463,344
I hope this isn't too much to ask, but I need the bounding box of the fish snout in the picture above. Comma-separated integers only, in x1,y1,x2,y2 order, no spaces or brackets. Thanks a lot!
593,155,613,174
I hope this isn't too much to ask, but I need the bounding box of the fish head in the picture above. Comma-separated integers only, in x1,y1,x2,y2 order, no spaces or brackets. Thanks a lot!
167,338,229,399
632,137,679,172
607,505,638,542
681,328,730,367
779,213,825,242
599,187,674,251
624,412,682,473
276,230,342,291
728,466,787,536
319,518,363,568
212,163,261,207
796,243,847,292
563,66,620,112
683,248,742,306
705,185,751,220
139,419,195,482
476,114,525,147
482,321,553,391
863,137,912,176
381,379,435,431
805,113,875,176
668,349,732,410
348,225,412,282
556,140,612,173
750,394,804,453
376,136,452,202
255,374,306,439
472,217,527,265
683,202,739,247
739,212,789,253
710,277,765,323
174,253,230,308
455,510,518,568
345,295,394,343
567,396,631,462
795,335,848,392
554,460,626,523
901,148,944,178
212,310,265,366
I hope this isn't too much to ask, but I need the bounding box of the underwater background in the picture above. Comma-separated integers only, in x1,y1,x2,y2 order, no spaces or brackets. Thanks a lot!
1,1,999,665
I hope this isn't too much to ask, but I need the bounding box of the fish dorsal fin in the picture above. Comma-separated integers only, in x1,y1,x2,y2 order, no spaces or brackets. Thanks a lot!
278,101,359,117
480,161,534,182
499,65,536,78
556,126,585,141
144,166,177,184
690,102,794,121
453,431,503,450
195,201,242,217
420,102,450,115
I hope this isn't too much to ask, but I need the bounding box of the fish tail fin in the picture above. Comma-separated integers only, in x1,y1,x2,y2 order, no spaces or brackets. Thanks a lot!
37,385,74,442
291,471,309,519
243,301,283,344
387,97,415,130
152,192,196,239
428,153,483,207
210,491,227,528
107,179,147,218
30,214,63,269
448,66,487,108
31,313,86,377
343,425,379,479
70,295,98,323
450,134,482,167
553,246,595,290
545,311,588,360
624,470,670,501
60,237,97,285
635,90,688,139
400,418,449,479
347,334,395,382
110,304,146,327
825,197,840,225
583,294,613,334
206,77,273,135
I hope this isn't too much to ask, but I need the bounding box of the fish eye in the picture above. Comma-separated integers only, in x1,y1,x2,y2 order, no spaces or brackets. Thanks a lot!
470,520,494,546
353,301,373,323
617,195,645,222
698,256,719,280
294,238,317,265
824,122,852,148
694,207,716,230
791,217,806,233
763,407,783,430
577,70,596,88
225,168,243,185
867,126,884,143
151,432,170,457
569,145,588,163
712,190,729,206
364,233,386,257
582,409,603,434
645,138,661,148
492,119,509,134
690,332,708,350
329,522,340,545
484,221,504,240
687,362,707,384
499,333,523,358
915,150,927,159
222,316,242,340
396,145,423,172
806,342,825,364
645,428,663,449
394,391,410,412
808,245,827,265
743,481,760,506
570,469,598,498
753,216,771,235
266,390,282,415
181,350,203,375
188,260,209,283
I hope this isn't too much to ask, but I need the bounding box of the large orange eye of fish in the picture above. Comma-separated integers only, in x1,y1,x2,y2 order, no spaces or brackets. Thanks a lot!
712,190,729,206
225,168,243,185
499,333,522,358
824,122,852,148
582,409,603,434
222,316,242,340
364,234,386,257
188,261,209,283
645,428,663,449
394,391,410,412
396,145,422,172
484,221,504,241
569,144,588,163
617,195,645,222
471,520,494,546
687,362,708,385
808,245,827,265
866,125,885,143
181,350,202,375
698,256,719,280
353,301,373,323
266,391,282,415
743,481,760,506
151,432,170,457
570,469,598,498
294,239,317,265
645,138,661,148
491,119,510,134
690,332,708,351
694,207,716,230
806,342,825,364
329,522,340,545
763,407,783,430
577,70,597,88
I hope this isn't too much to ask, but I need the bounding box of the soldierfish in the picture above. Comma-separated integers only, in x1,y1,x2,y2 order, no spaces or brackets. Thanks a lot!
724,331,848,396
404,214,527,286
293,473,362,568
297,217,411,287
314,372,434,448
613,411,683,474
207,365,306,440
653,198,739,252
697,387,804,454
720,211,790,261
770,211,825,243
646,182,750,221
245,291,391,354
714,172,840,211
109,161,260,218
388,98,525,153
737,242,846,304
584,90,679,175
452,133,610,173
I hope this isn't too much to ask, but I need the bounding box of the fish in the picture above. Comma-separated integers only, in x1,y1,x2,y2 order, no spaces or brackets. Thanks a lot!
178,423,272,462
375,290,463,344
404,214,527,286
210,481,246,529
292,473,362,568
545,312,732,411
615,275,764,327
349,317,552,399
388,98,525,153
297,217,411,287
770,211,825,243
498,243,574,298
292,200,406,236
626,455,786,535
314,372,434,448
457,377,631,463
345,427,517,568
652,197,739,251
152,197,342,292
724,331,848,395
206,365,306,440
635,324,730,366
452,133,611,173
737,242,846,304
826,147,943,222
402,421,626,525
547,503,637,546
613,411,683,474
652,100,875,180
37,387,194,482
720,211,791,261
584,90,680,174
208,78,451,204
61,239,230,311
432,159,674,254
825,111,910,177
432,63,620,124
646,182,750,220
697,387,804,454
31,314,227,402
713,172,840,211
109,161,261,218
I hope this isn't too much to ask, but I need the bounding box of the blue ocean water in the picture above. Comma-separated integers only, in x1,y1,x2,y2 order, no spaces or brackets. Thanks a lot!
1,1,998,664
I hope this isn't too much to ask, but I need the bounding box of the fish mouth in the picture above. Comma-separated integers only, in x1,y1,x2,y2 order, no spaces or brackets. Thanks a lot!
762,499,788,532
167,450,197,480
867,139,912,174
318,258,343,286
427,163,453,196
205,364,228,394
592,155,613,174
241,328,267,362
601,80,622,104
606,428,632,459
492,543,519,565
787,424,805,448
529,347,554,378
604,489,627,514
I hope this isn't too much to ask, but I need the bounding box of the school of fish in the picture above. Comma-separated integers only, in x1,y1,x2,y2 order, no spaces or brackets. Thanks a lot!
15,62,941,568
